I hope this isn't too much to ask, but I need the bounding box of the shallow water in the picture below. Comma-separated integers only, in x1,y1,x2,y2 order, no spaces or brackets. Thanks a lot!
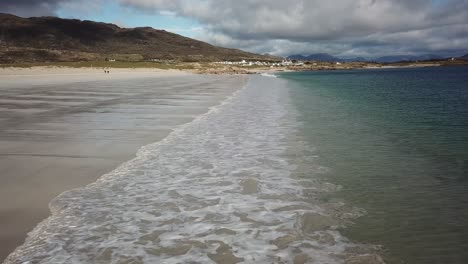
5,76,381,263
280,66,468,264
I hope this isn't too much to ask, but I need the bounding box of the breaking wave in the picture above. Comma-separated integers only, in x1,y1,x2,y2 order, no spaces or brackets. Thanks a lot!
5,76,382,264
260,73,278,78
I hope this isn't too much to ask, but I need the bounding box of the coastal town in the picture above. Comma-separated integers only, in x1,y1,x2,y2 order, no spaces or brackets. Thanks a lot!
215,59,304,67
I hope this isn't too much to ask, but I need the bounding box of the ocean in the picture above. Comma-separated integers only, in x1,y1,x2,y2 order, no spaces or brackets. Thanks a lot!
280,66,468,263
5,66,468,264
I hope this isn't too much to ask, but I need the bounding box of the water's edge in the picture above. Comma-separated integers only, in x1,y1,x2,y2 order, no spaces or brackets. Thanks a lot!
4,76,247,263
6,75,383,264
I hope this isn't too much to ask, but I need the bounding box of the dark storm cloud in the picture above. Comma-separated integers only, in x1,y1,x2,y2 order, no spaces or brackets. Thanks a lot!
2,0,467,56
120,0,468,57
0,0,66,17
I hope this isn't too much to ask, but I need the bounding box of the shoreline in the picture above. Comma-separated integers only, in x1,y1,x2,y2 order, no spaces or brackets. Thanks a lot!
4,74,385,264
0,70,247,261
1,60,466,78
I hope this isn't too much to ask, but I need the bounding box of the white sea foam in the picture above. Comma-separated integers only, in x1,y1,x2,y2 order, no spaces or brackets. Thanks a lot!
5,76,381,264
260,73,278,78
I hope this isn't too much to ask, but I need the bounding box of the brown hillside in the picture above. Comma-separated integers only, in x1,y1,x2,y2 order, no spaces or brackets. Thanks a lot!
0,13,277,63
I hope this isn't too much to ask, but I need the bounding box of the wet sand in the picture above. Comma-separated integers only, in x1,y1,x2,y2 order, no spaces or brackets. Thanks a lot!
0,68,246,261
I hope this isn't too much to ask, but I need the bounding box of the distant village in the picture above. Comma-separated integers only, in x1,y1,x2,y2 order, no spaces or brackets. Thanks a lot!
215,59,306,67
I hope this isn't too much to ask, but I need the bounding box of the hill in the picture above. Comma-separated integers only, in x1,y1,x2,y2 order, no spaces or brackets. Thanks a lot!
375,54,443,63
288,53,369,62
288,53,341,62
460,54,468,60
287,53,448,63
0,13,276,63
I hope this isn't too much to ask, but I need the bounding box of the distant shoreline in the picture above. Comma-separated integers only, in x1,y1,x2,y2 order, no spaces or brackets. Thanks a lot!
1,60,466,77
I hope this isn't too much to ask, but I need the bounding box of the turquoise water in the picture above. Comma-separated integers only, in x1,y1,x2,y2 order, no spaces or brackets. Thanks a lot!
280,66,468,264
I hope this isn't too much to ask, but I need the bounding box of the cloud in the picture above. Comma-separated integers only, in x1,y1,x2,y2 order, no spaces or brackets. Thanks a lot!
57,0,105,17
0,0,104,18
0,0,65,17
2,0,467,57
120,0,468,57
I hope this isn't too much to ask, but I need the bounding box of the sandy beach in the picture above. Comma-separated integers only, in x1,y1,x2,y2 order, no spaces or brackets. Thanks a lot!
0,67,246,261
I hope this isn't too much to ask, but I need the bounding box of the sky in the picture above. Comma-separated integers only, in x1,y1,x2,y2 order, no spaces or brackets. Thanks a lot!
1,0,467,58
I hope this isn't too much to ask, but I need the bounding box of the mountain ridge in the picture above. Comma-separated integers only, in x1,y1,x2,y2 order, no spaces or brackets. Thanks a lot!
0,13,277,63
288,53,341,62
375,54,443,63
288,53,448,63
